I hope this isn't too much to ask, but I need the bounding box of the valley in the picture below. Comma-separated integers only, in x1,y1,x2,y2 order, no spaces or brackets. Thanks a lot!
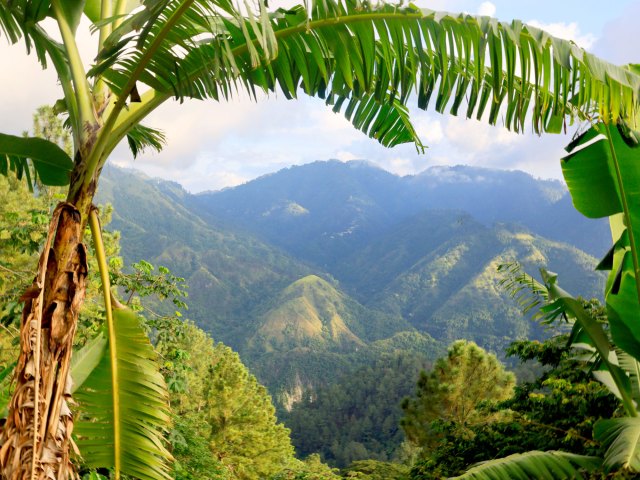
97,161,607,427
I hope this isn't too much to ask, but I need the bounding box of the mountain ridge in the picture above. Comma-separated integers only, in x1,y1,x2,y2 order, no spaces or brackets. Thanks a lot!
96,161,607,408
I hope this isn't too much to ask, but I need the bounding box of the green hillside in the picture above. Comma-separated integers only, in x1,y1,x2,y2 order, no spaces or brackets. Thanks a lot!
248,275,412,354
96,166,313,348
365,223,604,351
96,164,606,415
249,275,365,352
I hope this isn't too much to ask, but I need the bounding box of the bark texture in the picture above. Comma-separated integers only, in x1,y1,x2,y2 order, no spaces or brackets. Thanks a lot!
0,203,88,480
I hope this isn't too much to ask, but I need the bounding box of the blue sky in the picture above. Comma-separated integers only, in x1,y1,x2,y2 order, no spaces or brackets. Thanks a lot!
1,1,639,191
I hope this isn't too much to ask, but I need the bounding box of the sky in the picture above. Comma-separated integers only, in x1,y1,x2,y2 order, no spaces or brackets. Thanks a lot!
1,1,639,192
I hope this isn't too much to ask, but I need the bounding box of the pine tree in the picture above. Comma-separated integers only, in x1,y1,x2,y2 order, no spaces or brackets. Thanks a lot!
162,321,297,480
401,340,514,450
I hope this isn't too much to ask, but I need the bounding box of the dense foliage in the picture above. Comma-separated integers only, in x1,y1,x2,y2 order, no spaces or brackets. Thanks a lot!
284,352,431,467
401,340,515,452
408,321,620,478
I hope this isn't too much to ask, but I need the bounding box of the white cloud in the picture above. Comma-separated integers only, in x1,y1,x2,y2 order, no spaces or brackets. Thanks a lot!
526,19,597,50
477,2,496,17
335,151,359,162
444,116,518,152
593,2,640,65
415,117,444,144
385,157,418,176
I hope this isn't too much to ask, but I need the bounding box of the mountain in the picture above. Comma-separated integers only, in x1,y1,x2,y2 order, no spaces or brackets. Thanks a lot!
189,161,607,352
190,161,609,265
96,161,607,410
248,275,411,353
96,166,313,348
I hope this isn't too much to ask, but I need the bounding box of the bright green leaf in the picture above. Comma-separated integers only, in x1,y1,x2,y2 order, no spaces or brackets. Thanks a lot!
0,132,73,186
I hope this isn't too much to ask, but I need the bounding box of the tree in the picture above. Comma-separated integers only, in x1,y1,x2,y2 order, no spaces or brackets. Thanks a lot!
409,318,620,479
270,454,341,480
341,459,409,479
400,340,514,451
158,320,298,480
0,1,638,479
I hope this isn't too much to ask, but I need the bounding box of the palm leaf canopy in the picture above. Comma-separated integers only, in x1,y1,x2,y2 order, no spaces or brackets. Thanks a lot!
2,0,640,161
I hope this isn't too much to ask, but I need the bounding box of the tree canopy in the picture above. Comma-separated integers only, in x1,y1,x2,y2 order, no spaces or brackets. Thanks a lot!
401,340,514,451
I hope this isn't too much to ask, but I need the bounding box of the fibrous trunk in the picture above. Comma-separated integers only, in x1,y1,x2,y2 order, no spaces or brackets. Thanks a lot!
0,202,88,480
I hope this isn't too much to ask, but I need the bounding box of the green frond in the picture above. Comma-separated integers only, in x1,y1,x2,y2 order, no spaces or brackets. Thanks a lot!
0,2,58,69
328,90,425,152
74,306,172,480
450,450,601,479
126,123,167,158
595,417,640,472
97,0,639,157
497,262,549,319
95,0,277,101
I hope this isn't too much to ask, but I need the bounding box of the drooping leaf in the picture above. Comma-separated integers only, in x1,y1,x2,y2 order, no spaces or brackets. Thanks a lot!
75,306,172,480
450,450,601,479
0,132,73,186
126,124,166,158
539,269,636,415
595,417,640,472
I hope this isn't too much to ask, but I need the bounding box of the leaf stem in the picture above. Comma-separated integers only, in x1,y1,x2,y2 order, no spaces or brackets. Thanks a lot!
94,0,113,111
88,208,121,480
92,0,197,175
51,0,96,141
98,0,113,51
113,0,129,29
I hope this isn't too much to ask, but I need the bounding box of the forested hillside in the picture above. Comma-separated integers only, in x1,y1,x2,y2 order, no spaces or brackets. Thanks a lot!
91,162,608,466
97,162,606,360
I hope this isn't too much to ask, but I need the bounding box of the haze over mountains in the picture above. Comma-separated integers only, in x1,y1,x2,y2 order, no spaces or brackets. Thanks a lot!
97,160,608,405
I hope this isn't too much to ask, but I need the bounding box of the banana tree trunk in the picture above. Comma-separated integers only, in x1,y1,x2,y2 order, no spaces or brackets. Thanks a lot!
0,199,89,479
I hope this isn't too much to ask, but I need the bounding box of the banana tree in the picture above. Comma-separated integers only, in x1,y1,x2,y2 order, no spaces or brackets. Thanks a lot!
0,0,638,479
